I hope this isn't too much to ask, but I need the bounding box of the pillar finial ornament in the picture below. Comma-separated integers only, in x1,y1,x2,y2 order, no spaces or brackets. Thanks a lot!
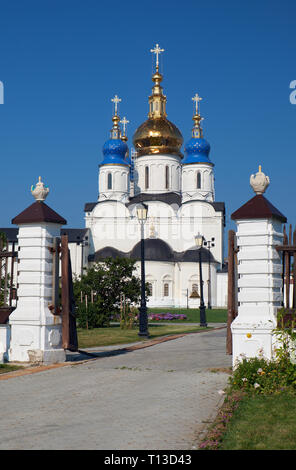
250,165,270,195
31,176,49,202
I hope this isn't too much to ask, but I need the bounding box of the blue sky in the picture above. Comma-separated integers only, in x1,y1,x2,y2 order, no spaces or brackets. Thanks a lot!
0,0,295,241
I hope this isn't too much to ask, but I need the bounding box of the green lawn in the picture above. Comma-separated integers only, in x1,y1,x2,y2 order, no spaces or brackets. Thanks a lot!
0,364,24,374
77,323,208,349
220,392,296,450
148,307,227,323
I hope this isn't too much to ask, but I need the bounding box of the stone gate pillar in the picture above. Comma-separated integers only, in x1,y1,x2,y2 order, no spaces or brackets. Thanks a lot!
8,177,67,364
230,167,287,367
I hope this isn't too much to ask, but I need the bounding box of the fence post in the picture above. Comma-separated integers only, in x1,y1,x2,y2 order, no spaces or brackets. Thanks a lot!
226,230,237,355
8,178,67,364
230,167,286,368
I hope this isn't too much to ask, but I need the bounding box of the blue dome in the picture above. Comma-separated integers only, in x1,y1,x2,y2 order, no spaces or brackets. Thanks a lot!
182,137,213,165
100,138,129,166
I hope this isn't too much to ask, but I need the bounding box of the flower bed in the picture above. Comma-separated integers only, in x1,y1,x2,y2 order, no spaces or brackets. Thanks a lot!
148,313,187,321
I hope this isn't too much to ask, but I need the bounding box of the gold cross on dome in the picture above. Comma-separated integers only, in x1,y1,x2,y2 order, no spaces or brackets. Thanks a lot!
111,95,121,115
120,116,129,136
192,93,202,115
150,43,164,68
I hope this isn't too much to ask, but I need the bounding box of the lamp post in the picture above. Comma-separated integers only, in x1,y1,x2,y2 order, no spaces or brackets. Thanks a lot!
136,203,149,337
195,233,207,327
203,237,215,309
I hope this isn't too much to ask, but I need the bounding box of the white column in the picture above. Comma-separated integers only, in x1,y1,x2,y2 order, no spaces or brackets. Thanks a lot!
231,217,284,367
8,223,66,364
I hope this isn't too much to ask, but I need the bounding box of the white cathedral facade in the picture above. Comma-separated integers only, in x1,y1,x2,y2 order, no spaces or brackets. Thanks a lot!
80,45,227,308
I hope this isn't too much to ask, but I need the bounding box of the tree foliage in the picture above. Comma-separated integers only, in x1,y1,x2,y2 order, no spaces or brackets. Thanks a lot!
73,257,145,328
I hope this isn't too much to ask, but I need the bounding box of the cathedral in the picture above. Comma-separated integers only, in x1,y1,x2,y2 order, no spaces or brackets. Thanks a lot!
82,45,227,308
1,45,227,309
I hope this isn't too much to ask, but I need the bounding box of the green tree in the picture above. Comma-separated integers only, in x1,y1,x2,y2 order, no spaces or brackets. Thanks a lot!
73,257,146,328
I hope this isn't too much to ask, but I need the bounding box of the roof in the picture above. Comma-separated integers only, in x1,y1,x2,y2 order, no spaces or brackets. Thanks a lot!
0,228,18,243
60,228,89,243
89,238,219,264
84,202,98,212
130,238,175,262
127,192,182,208
0,227,88,243
231,194,287,223
12,201,67,225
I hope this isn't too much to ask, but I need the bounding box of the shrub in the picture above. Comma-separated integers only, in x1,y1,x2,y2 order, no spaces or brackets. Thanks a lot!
76,302,110,329
120,304,139,329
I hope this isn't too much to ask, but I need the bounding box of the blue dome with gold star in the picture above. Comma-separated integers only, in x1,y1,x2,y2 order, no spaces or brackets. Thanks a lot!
100,138,129,166
182,136,212,165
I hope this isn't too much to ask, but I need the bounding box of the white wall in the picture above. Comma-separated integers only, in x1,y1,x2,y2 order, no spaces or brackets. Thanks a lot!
182,163,214,202
134,154,181,195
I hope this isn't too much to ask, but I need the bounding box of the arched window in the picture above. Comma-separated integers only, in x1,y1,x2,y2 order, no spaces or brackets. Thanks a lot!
145,166,149,190
147,283,153,296
163,283,169,297
197,172,201,189
107,172,112,190
165,165,169,189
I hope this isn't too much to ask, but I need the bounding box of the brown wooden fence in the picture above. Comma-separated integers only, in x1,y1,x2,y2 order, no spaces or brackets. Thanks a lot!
276,224,296,327
226,230,238,355
0,236,17,324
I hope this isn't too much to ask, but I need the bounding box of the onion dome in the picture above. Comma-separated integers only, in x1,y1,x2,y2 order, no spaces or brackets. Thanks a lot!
183,93,213,166
100,96,129,167
133,44,183,158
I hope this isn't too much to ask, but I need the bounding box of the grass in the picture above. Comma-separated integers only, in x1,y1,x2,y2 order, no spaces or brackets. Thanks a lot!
77,323,208,349
148,307,227,323
0,364,24,374
220,392,296,450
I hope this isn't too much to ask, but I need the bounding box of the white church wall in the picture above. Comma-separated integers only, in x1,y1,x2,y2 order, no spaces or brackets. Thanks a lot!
98,164,129,201
178,201,223,264
178,262,218,308
216,272,228,307
181,163,214,202
134,154,181,194
136,260,175,308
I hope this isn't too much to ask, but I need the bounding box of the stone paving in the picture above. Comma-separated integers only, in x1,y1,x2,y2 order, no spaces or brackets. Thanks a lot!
0,327,232,450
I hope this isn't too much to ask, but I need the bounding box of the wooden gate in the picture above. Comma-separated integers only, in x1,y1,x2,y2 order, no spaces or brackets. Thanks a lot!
226,230,238,354
275,224,296,327
50,234,78,351
0,235,18,324
61,234,78,351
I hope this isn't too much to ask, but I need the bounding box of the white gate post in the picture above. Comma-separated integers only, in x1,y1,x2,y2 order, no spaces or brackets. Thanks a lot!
230,167,286,368
8,178,67,364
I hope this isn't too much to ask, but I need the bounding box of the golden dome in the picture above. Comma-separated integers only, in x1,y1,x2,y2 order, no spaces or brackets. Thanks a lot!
133,117,183,157
133,64,183,158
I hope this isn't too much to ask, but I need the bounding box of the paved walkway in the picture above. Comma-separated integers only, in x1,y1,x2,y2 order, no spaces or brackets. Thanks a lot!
0,327,232,450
